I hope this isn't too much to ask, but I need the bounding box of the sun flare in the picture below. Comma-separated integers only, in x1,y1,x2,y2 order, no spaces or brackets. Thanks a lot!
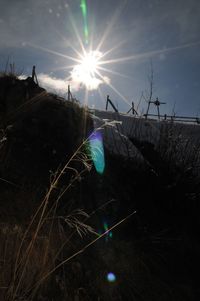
70,50,105,90
29,3,132,104
81,50,102,74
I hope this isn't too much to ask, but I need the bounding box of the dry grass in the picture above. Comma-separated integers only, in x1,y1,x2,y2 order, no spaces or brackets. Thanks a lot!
2,136,92,300
0,119,135,301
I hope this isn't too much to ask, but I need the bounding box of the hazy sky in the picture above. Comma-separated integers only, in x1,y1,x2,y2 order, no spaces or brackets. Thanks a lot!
0,0,200,116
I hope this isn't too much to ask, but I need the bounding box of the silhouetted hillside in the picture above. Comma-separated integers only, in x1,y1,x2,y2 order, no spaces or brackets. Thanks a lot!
0,75,93,220
0,74,199,301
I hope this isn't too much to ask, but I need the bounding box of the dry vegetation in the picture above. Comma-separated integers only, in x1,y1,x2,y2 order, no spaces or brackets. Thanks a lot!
0,73,199,300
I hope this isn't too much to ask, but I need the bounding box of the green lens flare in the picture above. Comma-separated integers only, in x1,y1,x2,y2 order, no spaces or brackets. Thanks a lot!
80,0,89,44
103,221,113,241
81,0,87,17
103,222,108,231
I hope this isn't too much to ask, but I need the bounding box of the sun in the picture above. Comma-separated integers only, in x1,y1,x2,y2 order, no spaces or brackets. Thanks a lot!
28,1,200,112
28,3,132,105
70,50,105,90
80,50,102,75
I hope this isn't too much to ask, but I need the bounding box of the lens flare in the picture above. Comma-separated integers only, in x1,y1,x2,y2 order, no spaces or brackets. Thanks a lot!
107,272,116,283
89,131,105,174
80,0,89,44
70,51,105,90
103,221,113,241
81,51,101,75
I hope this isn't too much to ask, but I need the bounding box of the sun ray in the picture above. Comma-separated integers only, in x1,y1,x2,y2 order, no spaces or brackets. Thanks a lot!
53,26,84,60
89,35,94,54
98,86,107,108
27,42,81,64
64,74,72,82
67,7,87,55
100,39,128,60
81,88,89,138
96,2,126,52
88,20,95,53
97,66,133,80
99,41,200,65
95,69,131,107
69,50,105,90
88,12,96,51
83,86,89,107
69,44,84,60
51,64,77,72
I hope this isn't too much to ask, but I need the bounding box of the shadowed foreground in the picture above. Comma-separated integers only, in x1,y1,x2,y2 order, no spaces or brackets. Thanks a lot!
0,75,199,300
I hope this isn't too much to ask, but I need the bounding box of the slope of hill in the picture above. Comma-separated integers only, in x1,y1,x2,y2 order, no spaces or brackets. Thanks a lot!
0,75,93,220
0,75,199,301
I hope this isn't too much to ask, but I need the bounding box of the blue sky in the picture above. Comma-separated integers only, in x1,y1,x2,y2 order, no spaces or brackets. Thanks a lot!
0,0,200,116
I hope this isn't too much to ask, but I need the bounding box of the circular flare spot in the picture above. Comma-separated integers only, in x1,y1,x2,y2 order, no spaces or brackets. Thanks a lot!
107,272,116,282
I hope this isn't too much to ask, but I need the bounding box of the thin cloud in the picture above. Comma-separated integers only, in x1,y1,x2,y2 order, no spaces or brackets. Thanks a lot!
19,73,84,96
34,73,110,95
70,66,110,91
37,73,68,95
